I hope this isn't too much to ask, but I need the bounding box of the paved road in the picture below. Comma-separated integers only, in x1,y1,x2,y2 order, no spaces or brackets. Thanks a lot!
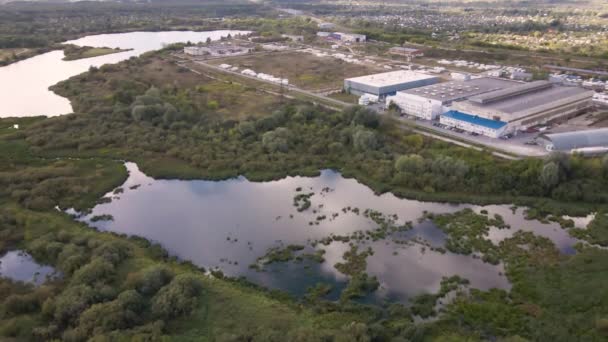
407,118,547,157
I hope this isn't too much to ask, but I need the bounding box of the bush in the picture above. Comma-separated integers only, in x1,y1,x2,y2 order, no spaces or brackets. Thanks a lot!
71,258,115,286
53,285,97,324
395,154,425,174
262,127,291,153
353,128,379,152
150,274,204,319
137,265,174,296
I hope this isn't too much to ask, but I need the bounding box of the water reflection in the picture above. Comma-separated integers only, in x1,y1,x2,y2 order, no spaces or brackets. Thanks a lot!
78,162,589,302
0,30,248,118
0,250,57,285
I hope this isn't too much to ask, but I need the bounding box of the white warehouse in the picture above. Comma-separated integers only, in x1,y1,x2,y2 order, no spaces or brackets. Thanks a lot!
386,77,519,120
344,70,439,98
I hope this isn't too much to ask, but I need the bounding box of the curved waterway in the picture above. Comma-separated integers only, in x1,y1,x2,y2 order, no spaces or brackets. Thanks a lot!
0,30,248,118
75,163,592,303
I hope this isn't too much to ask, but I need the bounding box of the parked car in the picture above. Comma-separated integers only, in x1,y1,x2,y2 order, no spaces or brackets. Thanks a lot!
524,140,538,145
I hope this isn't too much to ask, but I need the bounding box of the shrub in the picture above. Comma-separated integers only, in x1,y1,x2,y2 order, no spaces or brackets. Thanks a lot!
137,265,174,296
150,274,204,319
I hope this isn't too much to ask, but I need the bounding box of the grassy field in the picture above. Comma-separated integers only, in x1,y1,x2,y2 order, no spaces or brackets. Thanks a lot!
328,91,359,104
0,48,29,60
207,50,382,91
52,53,285,121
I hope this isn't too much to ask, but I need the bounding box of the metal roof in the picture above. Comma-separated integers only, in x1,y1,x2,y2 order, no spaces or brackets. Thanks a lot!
442,110,507,130
468,81,551,104
452,85,593,122
400,77,519,102
542,128,608,151
345,70,437,88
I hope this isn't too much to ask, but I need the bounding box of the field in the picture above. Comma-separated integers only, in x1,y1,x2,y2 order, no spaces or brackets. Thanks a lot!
207,50,382,91
52,52,285,122
328,91,359,104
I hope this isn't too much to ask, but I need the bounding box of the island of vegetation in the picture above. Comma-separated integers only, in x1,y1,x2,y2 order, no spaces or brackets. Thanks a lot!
61,45,131,61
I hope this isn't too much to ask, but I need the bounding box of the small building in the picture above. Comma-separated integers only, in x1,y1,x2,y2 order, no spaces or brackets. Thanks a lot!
385,77,519,120
539,128,608,153
184,46,206,56
261,44,289,51
317,31,331,38
333,32,366,43
440,110,508,138
593,92,608,106
358,93,379,105
487,69,505,78
451,72,471,81
344,70,439,98
183,44,253,57
389,47,424,58
282,34,304,42
510,71,533,81
319,23,335,30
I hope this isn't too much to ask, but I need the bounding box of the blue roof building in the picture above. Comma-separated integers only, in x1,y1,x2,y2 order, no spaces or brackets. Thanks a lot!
440,110,508,138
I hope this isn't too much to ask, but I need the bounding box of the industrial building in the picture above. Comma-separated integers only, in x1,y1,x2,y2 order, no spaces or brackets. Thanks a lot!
440,110,508,138
389,47,424,58
330,32,366,43
450,81,594,135
344,70,439,98
386,77,519,120
184,44,253,57
539,128,608,154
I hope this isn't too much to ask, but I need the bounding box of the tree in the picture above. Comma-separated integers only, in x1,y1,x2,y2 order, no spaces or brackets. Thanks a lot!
71,258,115,286
353,128,378,152
137,266,174,296
545,152,571,177
262,127,290,153
150,274,204,319
395,154,425,174
540,162,560,189
52,285,97,324
237,121,255,136
352,107,379,129
430,155,469,178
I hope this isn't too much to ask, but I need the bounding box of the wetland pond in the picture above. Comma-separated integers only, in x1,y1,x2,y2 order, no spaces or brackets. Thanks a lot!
0,250,57,285
0,30,248,118
75,163,593,303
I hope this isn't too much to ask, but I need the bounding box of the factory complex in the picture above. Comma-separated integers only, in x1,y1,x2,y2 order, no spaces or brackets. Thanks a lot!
345,70,595,138
386,77,519,120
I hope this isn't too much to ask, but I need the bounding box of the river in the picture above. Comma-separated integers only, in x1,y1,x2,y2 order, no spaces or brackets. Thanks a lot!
0,30,248,118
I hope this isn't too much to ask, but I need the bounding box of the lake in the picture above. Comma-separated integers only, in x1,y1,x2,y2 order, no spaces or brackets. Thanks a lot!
76,163,590,302
0,250,57,285
0,30,248,118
